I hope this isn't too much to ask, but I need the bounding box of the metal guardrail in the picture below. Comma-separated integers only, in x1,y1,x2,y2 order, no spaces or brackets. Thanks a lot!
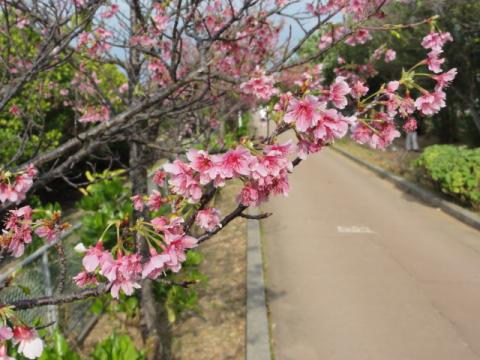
0,223,81,284
0,221,98,341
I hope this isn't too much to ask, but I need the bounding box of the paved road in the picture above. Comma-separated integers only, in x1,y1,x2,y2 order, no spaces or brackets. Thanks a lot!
262,148,480,360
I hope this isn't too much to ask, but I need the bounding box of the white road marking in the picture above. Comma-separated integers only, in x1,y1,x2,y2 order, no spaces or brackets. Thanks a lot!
337,225,374,234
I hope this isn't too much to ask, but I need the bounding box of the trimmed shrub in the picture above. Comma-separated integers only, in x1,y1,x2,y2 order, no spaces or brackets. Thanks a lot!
414,145,480,208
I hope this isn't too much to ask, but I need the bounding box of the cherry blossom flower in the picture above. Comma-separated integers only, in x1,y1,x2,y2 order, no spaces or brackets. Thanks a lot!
237,183,260,207
426,49,445,74
34,225,58,243
162,234,198,273
164,160,202,202
351,115,400,149
195,208,221,231
297,139,323,160
131,195,144,211
150,216,169,232
73,271,98,287
82,242,105,272
186,149,218,184
146,190,164,211
312,109,349,142
8,105,20,116
351,81,369,98
284,95,323,132
346,29,372,46
403,118,417,132
384,49,396,63
415,90,446,116
0,166,37,204
152,170,166,186
79,106,110,123
421,31,453,51
329,78,351,109
240,71,278,101
433,68,457,90
107,254,142,298
0,327,12,341
118,83,129,94
1,206,33,257
100,4,119,19
216,146,253,179
13,327,44,359
142,248,171,279
0,344,14,360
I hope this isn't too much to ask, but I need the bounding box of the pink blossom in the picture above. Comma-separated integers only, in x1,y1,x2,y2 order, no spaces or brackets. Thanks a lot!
403,118,417,133
433,68,457,90
329,78,351,109
118,83,129,94
351,81,369,98
386,81,400,93
79,106,110,123
415,90,446,116
345,29,371,46
195,208,221,231
150,216,169,232
384,49,396,63
284,95,323,132
147,190,164,211
100,4,119,18
0,344,14,360
237,183,260,207
108,254,142,299
2,206,33,257
142,248,171,279
312,109,349,142
73,271,98,287
186,149,218,184
297,139,323,160
421,31,453,51
216,146,253,179
240,72,278,101
0,327,12,341
152,170,166,186
426,49,444,74
131,195,144,211
82,242,104,272
13,327,44,359
351,117,400,149
9,105,20,116
164,160,202,202
34,225,58,243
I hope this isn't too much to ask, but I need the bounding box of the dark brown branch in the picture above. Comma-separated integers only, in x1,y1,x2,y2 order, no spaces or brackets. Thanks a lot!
7,285,109,310
240,212,272,220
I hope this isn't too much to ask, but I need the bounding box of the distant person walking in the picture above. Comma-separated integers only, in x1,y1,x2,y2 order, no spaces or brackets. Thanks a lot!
404,118,420,152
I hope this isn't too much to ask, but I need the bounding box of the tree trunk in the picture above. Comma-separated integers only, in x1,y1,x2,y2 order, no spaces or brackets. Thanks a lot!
129,138,171,360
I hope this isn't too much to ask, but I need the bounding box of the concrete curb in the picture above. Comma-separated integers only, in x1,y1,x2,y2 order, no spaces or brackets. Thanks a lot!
332,146,480,232
246,207,271,360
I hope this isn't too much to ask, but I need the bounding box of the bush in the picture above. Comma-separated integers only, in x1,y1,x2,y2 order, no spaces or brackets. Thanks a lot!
414,145,480,208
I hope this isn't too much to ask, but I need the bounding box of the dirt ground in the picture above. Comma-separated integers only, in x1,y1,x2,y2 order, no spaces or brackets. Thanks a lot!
171,182,246,360
335,138,420,180
80,182,247,359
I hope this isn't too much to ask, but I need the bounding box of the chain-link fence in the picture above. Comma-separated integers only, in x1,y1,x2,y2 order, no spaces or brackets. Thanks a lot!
0,223,101,343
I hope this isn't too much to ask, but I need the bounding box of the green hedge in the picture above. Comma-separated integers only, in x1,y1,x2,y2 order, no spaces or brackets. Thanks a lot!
414,145,480,208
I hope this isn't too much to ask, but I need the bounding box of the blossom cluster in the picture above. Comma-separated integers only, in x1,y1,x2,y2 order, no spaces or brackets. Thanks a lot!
0,206,67,258
0,165,37,204
74,216,199,298
0,325,43,360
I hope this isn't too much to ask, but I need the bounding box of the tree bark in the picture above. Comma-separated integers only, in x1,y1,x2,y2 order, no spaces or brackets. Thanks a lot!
129,137,171,360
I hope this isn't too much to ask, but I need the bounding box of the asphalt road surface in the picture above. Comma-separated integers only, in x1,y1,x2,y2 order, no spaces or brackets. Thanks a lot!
261,148,480,360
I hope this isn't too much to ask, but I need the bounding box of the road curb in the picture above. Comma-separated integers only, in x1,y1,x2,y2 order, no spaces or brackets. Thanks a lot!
332,146,480,232
246,207,271,360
